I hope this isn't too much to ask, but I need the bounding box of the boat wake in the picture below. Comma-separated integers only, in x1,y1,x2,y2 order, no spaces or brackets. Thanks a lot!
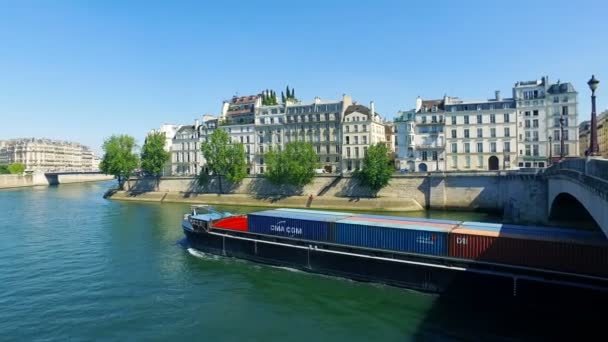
187,248,220,261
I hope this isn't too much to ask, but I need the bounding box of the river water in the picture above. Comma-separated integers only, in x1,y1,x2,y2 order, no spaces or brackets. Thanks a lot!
0,182,602,341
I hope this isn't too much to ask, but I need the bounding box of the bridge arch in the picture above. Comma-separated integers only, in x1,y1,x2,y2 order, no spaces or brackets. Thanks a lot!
547,177,607,236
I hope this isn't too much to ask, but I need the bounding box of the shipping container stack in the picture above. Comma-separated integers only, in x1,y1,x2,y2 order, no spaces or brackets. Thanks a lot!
212,208,608,279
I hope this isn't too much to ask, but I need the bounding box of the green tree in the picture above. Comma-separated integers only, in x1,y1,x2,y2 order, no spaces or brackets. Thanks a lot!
140,131,170,190
0,164,9,174
7,163,25,174
100,135,139,190
354,143,393,196
265,141,317,187
281,91,286,103
201,129,247,193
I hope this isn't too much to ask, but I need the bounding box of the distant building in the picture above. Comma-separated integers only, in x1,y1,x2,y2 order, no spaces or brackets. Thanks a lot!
171,122,200,176
579,120,590,156
254,104,286,174
395,97,447,172
0,138,99,172
341,102,385,172
598,111,608,158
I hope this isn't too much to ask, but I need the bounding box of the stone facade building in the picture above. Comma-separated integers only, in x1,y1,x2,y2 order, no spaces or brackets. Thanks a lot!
341,102,385,172
0,138,99,172
444,92,518,171
513,77,579,167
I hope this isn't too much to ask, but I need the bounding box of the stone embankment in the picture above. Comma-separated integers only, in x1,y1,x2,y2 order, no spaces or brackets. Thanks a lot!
108,172,549,223
0,172,113,189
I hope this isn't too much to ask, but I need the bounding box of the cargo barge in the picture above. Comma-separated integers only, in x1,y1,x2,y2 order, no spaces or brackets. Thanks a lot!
182,206,608,298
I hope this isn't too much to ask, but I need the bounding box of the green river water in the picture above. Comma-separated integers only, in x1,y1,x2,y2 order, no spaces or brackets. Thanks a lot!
0,181,602,341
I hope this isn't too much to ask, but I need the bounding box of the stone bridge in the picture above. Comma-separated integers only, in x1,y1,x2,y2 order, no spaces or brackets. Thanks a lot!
544,158,608,237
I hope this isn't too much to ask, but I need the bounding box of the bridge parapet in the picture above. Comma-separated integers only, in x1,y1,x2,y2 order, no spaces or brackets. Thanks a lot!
547,158,608,182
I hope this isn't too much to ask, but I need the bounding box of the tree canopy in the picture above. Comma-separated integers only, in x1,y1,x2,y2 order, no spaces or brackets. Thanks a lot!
100,134,139,189
140,131,170,177
7,163,25,174
0,164,10,174
264,141,317,187
354,143,393,195
201,129,247,193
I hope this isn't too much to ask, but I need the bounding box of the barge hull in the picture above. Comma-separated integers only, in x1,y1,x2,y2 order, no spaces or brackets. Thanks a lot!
184,229,608,300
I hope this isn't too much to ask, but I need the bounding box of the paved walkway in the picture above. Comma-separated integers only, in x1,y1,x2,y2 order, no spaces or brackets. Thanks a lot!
109,191,423,212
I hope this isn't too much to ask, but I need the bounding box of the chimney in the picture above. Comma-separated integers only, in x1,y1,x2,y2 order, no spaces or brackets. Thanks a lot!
415,96,422,112
495,90,502,101
370,101,376,115
194,119,199,130
314,96,321,104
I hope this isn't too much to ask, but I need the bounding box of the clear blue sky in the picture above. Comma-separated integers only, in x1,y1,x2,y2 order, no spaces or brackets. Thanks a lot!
1,0,607,154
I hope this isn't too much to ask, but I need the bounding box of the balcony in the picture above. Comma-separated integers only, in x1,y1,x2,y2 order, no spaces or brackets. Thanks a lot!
416,118,444,126
417,143,445,149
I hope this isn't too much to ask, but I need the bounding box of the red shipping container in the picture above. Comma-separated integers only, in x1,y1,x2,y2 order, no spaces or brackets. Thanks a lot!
212,216,248,232
448,228,608,277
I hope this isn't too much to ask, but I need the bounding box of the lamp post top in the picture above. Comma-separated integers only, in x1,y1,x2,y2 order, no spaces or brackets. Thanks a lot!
588,75,599,93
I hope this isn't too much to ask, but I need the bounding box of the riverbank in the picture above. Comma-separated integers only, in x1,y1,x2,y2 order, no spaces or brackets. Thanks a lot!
108,191,424,212
0,173,114,189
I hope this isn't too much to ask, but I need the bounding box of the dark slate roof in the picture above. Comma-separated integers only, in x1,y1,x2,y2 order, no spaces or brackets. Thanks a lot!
417,99,444,113
547,82,576,94
344,104,381,119
176,125,195,133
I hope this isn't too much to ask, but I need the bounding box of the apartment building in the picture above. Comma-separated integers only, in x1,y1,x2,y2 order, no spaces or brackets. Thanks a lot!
0,138,99,172
444,91,518,170
341,102,385,172
513,77,579,167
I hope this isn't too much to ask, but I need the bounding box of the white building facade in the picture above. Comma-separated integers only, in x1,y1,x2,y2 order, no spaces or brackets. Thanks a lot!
341,102,386,172
513,77,579,168
444,92,518,170
0,138,99,172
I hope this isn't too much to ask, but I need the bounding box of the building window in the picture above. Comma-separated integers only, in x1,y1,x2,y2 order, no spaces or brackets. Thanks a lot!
477,128,483,138
354,136,359,145
533,131,539,141
362,136,367,145
316,145,321,154
478,155,483,167
465,156,471,168
464,143,470,153
477,142,483,153
477,115,482,124
525,120,531,128
490,114,496,123
364,146,368,156
533,110,539,116
451,116,456,125
533,119,539,128
451,129,457,139
533,145,539,156
504,113,510,123
525,111,531,117
464,129,470,138
422,151,428,161
490,142,497,153
504,142,510,152
464,116,469,124
451,155,457,168
562,106,569,115
451,143,457,153
432,151,438,161
346,147,351,157
525,145,531,156
490,128,496,138
504,127,510,137
345,137,350,145
260,158,264,165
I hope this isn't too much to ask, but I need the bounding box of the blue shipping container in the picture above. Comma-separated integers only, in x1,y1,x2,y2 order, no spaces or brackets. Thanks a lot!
355,214,461,226
247,210,350,242
335,219,450,256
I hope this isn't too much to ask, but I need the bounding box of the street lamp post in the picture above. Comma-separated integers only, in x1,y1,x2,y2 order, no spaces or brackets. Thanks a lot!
588,75,600,156
548,135,552,166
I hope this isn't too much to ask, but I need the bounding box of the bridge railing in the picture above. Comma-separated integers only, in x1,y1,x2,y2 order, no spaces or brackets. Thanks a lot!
547,158,608,183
